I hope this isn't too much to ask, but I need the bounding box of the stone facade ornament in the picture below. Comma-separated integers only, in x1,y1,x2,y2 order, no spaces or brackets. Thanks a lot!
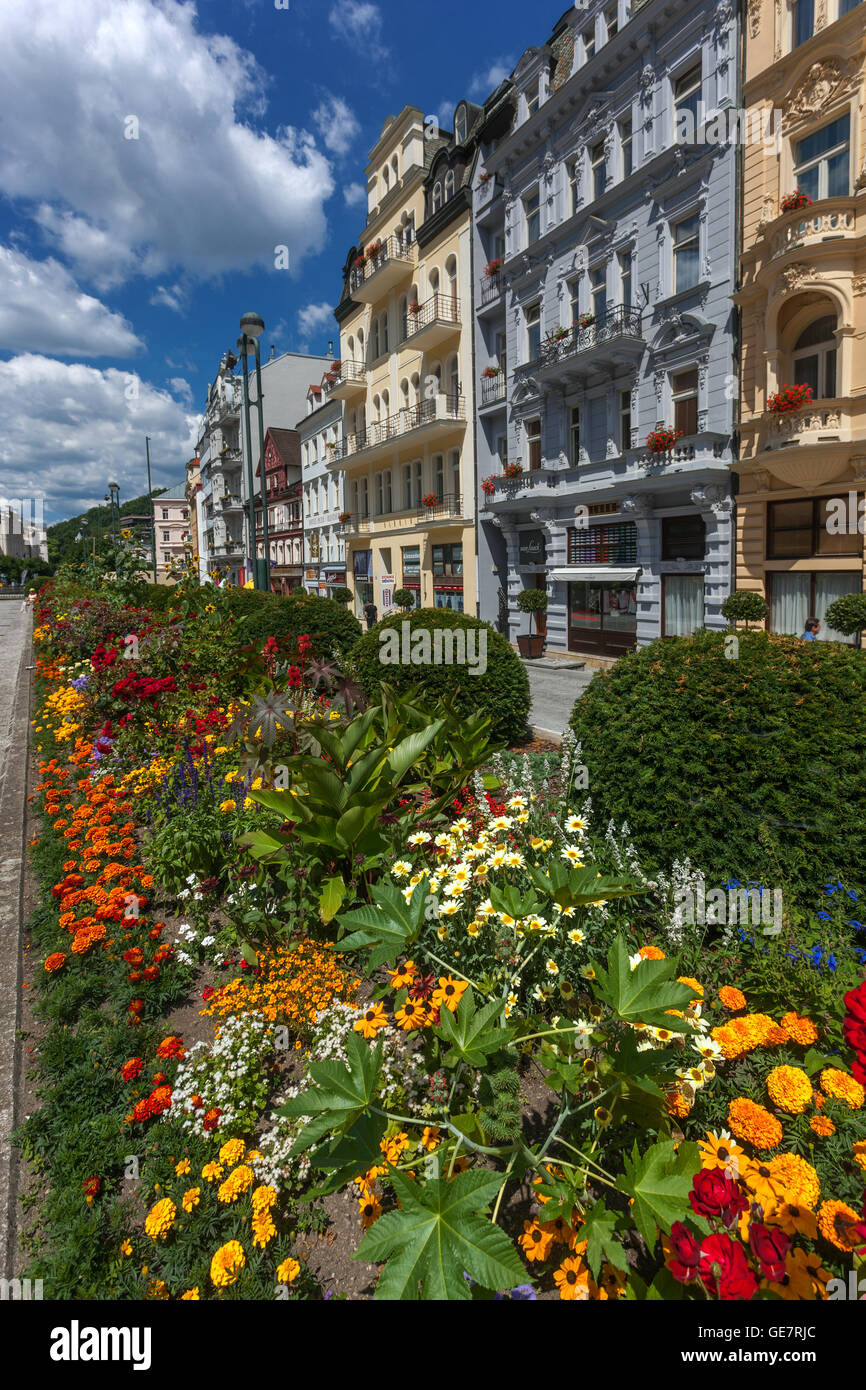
776,263,813,294
850,457,866,481
774,0,782,60
815,0,827,28
751,469,772,492
853,276,866,296
621,492,655,516
784,60,860,123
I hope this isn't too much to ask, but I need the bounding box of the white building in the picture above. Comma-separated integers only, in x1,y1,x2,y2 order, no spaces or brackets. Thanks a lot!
298,372,346,597
0,498,48,563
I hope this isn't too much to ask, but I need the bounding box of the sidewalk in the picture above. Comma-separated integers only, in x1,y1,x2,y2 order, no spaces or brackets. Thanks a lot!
0,604,31,1279
524,656,596,740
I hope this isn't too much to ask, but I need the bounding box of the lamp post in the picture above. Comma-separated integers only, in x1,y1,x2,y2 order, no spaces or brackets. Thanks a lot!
239,312,272,593
105,481,120,548
236,335,258,588
145,437,158,583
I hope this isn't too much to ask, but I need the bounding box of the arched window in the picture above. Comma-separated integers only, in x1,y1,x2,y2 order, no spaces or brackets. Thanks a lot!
445,254,458,313
400,377,410,411
391,154,399,182
429,267,440,317
382,389,390,419
444,168,455,201
373,393,381,422
347,335,355,360
382,165,390,194
455,105,467,145
446,354,460,400
381,311,389,353
372,318,380,359
398,295,408,340
411,371,421,403
432,182,442,213
792,315,837,399
358,327,365,357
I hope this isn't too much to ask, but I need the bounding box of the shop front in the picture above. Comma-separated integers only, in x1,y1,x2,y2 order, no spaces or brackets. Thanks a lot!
352,549,373,619
551,520,639,656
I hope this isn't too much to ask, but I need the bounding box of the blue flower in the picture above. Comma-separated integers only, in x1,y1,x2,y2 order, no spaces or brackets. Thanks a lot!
817,912,831,922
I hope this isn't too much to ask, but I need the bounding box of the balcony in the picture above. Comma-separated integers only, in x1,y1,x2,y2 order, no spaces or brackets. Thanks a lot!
348,234,416,303
479,373,506,409
335,394,466,462
760,197,860,262
339,494,464,534
398,293,461,351
326,360,366,399
478,271,503,311
766,401,849,451
217,494,244,514
520,305,644,379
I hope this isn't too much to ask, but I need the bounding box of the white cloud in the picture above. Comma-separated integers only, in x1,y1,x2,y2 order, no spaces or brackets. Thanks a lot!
343,181,367,208
0,355,197,522
312,94,361,159
0,245,142,357
297,302,335,349
149,283,186,313
328,2,388,58
468,58,515,101
1,0,334,289
168,376,193,406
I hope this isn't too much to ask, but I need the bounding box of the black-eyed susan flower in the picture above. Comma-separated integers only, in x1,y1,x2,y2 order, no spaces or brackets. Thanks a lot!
431,976,468,1013
354,1002,388,1038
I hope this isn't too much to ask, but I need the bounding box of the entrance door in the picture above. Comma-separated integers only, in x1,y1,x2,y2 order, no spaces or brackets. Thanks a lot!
567,580,637,655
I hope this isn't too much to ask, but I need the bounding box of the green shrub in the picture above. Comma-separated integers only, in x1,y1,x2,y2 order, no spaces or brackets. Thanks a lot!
354,607,530,746
221,587,361,657
720,590,769,627
824,592,866,636
392,588,415,611
331,586,353,605
568,629,866,902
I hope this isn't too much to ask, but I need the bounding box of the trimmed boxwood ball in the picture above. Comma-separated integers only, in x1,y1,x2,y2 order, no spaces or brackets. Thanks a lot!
354,606,530,746
824,592,866,636
568,629,866,901
221,587,361,657
721,590,770,627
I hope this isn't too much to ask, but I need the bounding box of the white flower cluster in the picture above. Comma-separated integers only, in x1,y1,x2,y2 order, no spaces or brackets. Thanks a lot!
251,1002,426,1195
169,1011,275,1137
174,919,230,970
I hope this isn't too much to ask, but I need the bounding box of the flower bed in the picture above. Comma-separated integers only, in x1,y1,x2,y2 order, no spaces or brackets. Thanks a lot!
15,557,865,1302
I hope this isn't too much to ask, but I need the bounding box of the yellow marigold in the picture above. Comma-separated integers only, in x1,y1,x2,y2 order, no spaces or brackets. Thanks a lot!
809,1116,835,1137
182,1187,201,1213
817,1199,862,1252
276,1257,301,1285
217,1164,255,1204
210,1239,246,1287
202,1161,224,1183
766,1065,813,1115
711,1012,786,1060
180,1288,200,1300
252,1184,278,1214
677,976,704,998
767,1153,821,1211
252,1212,277,1249
779,1011,818,1047
718,985,746,1010
820,1068,865,1110
218,1137,246,1167
638,945,665,961
853,1141,866,1172
144,1197,177,1240
175,1158,191,1176
728,1097,783,1151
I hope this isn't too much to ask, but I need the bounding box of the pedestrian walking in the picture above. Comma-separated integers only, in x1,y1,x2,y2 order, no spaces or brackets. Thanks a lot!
364,600,378,630
803,617,821,641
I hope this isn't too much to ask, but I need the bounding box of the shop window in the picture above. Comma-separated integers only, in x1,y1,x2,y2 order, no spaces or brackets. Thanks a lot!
663,574,705,635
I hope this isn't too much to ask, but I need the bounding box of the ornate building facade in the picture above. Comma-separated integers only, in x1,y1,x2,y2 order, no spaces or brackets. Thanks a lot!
735,0,865,638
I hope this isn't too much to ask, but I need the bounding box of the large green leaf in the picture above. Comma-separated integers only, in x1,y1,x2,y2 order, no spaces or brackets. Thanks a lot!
436,989,514,1068
309,1111,388,1196
582,1199,629,1279
277,1033,382,1156
620,1140,699,1247
336,879,427,966
318,875,347,924
593,936,695,1030
386,722,443,779
355,1169,526,1300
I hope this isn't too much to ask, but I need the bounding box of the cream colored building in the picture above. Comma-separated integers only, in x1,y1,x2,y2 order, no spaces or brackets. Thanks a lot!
330,104,481,619
735,0,865,639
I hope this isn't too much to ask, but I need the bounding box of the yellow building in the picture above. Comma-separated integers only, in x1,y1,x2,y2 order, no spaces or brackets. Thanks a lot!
735,0,865,639
330,104,480,619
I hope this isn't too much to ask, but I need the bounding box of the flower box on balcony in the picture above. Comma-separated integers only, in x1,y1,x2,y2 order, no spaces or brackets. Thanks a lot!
646,428,684,453
338,512,351,524
546,326,569,344
421,494,441,508
779,190,812,214
504,461,524,478
479,170,491,184
365,240,384,260
408,299,421,314
767,383,814,413
484,258,502,277
481,365,502,378
353,255,366,270
481,475,497,495
577,312,595,329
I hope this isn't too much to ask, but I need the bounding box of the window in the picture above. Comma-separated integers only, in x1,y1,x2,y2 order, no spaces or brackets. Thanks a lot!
767,497,861,559
605,8,618,40
432,182,442,213
664,575,705,635
526,417,542,471
793,115,850,201
376,470,392,515
161,509,169,520
792,315,837,399
381,312,389,354
403,462,413,509
444,169,455,201
433,543,463,575
793,0,814,47
449,448,461,499
570,160,580,216
619,390,632,450
570,407,581,465
162,530,170,542
568,522,637,564
455,106,467,144
525,189,541,245
372,319,380,358
434,454,445,498
496,434,508,467
770,571,860,641
674,62,702,133
527,84,540,118
583,28,595,60
569,280,581,329
590,264,607,322
619,250,632,308
662,513,706,560
591,142,606,201
163,551,171,564
673,212,701,293
672,368,699,436
620,119,633,178
526,303,541,362
401,545,421,603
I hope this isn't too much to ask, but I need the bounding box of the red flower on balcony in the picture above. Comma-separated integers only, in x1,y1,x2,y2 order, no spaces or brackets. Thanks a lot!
365,239,384,260
479,170,491,184
504,461,524,478
481,365,501,378
646,427,684,453
481,475,497,495
484,258,502,277
408,299,421,314
421,493,441,507
779,189,813,213
338,512,351,524
767,383,814,413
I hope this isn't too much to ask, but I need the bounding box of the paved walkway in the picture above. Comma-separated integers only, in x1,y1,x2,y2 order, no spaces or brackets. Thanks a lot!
0,602,31,1278
524,657,596,740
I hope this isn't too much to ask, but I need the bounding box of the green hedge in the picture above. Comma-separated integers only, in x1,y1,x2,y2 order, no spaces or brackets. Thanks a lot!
354,607,530,746
568,629,866,901
221,587,361,657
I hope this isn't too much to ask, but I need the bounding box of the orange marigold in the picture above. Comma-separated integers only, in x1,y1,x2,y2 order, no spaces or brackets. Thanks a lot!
44,952,66,973
779,1011,818,1047
718,985,746,1010
766,1065,813,1115
638,945,665,961
809,1116,835,1138
819,1068,865,1111
728,1097,783,1150
817,1199,862,1252
767,1153,821,1211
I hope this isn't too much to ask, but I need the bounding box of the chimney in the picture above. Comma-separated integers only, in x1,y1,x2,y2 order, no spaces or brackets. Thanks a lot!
327,340,334,358
269,343,276,360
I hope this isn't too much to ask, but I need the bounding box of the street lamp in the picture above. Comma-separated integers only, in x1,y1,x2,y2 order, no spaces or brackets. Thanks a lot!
238,312,272,593
105,481,120,548
145,437,158,583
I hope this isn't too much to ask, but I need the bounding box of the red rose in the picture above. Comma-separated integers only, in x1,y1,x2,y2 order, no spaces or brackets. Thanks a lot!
689,1167,748,1228
844,981,866,1026
749,1222,790,1281
668,1221,701,1283
699,1234,758,1301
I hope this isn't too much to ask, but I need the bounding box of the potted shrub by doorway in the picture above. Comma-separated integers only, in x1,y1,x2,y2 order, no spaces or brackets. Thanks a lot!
516,586,548,659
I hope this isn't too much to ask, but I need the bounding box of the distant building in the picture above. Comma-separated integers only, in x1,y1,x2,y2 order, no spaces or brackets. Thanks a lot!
297,374,347,598
184,456,202,571
0,498,47,562
151,483,190,583
254,429,304,594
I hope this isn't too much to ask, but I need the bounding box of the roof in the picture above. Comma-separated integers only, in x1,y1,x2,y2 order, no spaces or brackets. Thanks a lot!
153,483,188,501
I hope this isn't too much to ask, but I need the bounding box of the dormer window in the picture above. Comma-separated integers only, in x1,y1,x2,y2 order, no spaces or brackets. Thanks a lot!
432,181,442,213
444,168,455,201
455,105,467,145
527,83,540,118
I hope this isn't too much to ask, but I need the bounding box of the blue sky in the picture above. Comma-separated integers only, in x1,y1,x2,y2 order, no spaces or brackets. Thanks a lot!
0,0,549,525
